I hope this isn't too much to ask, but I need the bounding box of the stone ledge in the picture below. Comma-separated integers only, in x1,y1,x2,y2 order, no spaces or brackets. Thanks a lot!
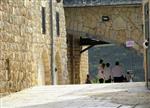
64,0,142,7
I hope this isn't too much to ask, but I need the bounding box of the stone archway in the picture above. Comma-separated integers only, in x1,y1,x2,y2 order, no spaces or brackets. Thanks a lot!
55,52,62,85
65,4,144,84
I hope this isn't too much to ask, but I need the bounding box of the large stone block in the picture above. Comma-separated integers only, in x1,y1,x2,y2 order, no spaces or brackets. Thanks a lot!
0,70,8,81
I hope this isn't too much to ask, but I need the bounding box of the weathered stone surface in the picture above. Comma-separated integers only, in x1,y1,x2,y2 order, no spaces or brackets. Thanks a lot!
65,6,143,52
0,0,68,93
80,47,89,84
1,82,149,108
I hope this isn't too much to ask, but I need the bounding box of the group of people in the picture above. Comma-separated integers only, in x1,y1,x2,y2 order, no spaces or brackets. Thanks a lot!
98,59,125,83
85,59,133,84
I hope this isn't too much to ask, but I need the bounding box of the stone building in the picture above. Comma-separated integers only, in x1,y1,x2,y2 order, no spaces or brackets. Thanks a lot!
64,0,144,84
0,0,68,93
143,0,150,89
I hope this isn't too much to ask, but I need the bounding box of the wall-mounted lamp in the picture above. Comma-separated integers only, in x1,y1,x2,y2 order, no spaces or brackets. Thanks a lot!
143,39,149,49
102,16,109,21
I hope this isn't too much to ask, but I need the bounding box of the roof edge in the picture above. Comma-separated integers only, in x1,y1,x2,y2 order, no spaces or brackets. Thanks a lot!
64,1,142,8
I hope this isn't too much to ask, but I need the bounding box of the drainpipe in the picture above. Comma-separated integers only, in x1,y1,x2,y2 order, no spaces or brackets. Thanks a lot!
50,0,56,85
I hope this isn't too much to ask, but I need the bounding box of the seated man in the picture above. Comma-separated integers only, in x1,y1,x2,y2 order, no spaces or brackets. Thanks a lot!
85,74,92,84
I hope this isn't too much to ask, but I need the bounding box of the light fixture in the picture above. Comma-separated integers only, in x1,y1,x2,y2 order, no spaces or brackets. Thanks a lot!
102,16,109,21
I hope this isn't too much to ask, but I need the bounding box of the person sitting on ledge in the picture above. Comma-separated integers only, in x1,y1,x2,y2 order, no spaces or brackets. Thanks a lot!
85,74,92,84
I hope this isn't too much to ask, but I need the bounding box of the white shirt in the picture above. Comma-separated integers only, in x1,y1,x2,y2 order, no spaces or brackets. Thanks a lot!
98,64,102,70
104,68,111,80
111,66,123,77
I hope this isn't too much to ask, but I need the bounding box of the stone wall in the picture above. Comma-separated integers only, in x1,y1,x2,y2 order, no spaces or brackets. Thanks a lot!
66,32,89,84
54,0,68,85
65,4,144,84
0,0,68,93
67,34,81,84
80,46,89,84
65,5,143,52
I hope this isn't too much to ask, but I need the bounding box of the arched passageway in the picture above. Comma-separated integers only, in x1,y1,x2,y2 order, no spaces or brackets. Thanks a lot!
65,2,144,84
88,44,144,82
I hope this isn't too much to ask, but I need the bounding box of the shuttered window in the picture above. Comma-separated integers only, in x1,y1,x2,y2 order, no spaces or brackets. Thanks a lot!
42,7,46,34
56,12,60,36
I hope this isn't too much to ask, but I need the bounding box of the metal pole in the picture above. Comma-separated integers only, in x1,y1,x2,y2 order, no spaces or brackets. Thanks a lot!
50,0,56,85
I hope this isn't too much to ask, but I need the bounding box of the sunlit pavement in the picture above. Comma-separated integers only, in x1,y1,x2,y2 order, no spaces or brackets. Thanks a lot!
1,82,150,108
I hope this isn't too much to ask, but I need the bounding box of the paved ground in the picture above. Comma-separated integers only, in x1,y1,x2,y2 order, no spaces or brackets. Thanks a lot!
0,82,150,108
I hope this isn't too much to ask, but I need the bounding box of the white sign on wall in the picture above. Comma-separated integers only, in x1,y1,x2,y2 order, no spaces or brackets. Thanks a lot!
126,41,135,47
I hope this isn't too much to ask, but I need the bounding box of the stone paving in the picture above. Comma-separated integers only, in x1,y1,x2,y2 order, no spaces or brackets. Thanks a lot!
0,82,150,108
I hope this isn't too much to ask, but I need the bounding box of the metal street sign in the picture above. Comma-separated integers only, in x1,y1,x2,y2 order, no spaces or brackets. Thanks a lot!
126,41,135,47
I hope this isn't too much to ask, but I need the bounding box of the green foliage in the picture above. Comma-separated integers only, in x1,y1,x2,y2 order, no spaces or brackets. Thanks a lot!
92,76,99,83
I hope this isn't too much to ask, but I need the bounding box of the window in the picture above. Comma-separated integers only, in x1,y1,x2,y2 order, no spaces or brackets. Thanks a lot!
56,12,60,36
42,7,46,34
